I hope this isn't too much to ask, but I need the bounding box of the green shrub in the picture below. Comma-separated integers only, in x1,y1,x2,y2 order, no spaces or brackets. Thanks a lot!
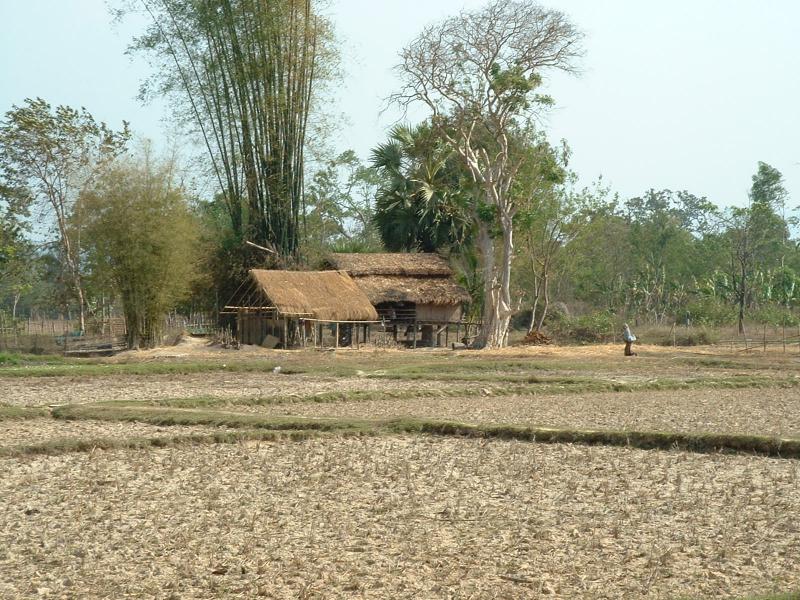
0,352,21,366
666,327,718,346
750,305,800,327
551,311,616,343
684,298,737,326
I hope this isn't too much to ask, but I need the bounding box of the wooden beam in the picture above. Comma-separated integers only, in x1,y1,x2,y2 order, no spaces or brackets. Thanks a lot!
245,240,277,254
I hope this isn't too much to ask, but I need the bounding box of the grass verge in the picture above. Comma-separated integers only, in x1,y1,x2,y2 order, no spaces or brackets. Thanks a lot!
385,419,800,459
52,404,374,433
47,404,800,460
0,428,330,458
86,373,800,413
0,351,71,366
0,405,51,421
0,360,293,378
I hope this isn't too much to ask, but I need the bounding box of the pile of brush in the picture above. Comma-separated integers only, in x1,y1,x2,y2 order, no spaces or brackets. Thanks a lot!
521,330,552,345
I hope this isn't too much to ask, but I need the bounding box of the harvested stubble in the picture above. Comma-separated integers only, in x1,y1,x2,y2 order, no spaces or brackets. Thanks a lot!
0,437,798,599
0,372,445,407
0,418,240,452
225,386,800,441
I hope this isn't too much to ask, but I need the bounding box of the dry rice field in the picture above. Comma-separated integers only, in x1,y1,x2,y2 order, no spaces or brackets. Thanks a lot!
1,343,799,599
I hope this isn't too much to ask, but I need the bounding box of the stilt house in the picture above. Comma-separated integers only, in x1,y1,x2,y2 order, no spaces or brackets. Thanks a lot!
223,270,378,348
325,253,472,347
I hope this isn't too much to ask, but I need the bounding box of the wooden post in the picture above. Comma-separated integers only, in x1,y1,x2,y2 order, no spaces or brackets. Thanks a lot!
335,323,339,349
413,320,417,349
283,319,289,349
355,324,359,350
445,324,449,348
670,322,676,348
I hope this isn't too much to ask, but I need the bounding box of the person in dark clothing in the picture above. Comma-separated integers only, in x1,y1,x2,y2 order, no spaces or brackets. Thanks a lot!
623,323,637,356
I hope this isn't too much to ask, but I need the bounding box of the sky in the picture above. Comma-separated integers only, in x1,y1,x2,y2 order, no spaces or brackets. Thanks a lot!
1,0,799,210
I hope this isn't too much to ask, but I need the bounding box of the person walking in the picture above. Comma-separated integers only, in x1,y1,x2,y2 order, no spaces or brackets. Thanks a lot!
623,323,637,356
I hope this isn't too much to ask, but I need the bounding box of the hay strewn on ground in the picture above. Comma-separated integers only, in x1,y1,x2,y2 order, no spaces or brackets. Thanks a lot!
0,419,227,450
254,387,800,439
0,373,439,407
1,437,798,599
2,345,800,598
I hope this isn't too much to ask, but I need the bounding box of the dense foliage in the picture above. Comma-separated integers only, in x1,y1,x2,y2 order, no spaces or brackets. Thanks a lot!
0,0,797,345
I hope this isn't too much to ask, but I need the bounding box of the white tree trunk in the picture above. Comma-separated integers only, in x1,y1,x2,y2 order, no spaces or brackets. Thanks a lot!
476,215,514,349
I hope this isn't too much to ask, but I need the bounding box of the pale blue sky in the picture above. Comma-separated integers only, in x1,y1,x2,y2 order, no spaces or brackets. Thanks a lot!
1,0,798,209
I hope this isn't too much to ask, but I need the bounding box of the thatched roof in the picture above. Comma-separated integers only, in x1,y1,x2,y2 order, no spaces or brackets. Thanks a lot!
249,270,378,321
326,253,470,306
327,253,453,277
354,275,471,305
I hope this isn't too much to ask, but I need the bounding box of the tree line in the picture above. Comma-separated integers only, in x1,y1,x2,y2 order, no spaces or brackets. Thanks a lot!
1,0,796,349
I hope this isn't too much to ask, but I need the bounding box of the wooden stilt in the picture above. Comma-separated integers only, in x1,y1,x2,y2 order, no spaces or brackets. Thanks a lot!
413,320,417,349
335,323,339,349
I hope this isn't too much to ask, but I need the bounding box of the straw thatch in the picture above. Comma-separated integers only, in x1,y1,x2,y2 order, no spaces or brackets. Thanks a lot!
327,253,453,277
249,270,378,321
354,276,471,305
326,253,470,306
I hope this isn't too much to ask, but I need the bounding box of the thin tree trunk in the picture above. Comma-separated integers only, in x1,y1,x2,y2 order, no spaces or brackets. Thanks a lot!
528,274,541,336
535,270,550,332
12,293,20,320
738,259,746,335
475,223,496,348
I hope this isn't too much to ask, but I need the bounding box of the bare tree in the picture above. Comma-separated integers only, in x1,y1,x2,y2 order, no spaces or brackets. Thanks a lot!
392,0,582,347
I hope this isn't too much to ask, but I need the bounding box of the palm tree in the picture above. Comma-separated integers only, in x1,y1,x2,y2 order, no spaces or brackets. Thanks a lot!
371,124,472,253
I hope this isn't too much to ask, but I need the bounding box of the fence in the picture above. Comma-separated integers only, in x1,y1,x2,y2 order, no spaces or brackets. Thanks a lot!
0,312,218,355
716,323,800,354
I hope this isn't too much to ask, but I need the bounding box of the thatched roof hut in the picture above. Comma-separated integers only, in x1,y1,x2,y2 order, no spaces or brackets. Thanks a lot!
325,253,470,306
248,269,378,321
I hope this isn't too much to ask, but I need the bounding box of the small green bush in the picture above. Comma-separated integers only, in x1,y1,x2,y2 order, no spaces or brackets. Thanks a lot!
669,327,719,346
551,311,616,343
750,305,800,327
684,298,737,326
0,352,21,366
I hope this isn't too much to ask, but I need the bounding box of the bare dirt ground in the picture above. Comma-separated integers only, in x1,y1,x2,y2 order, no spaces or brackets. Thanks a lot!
253,386,800,439
0,418,228,450
0,373,438,407
1,437,798,600
2,344,800,598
